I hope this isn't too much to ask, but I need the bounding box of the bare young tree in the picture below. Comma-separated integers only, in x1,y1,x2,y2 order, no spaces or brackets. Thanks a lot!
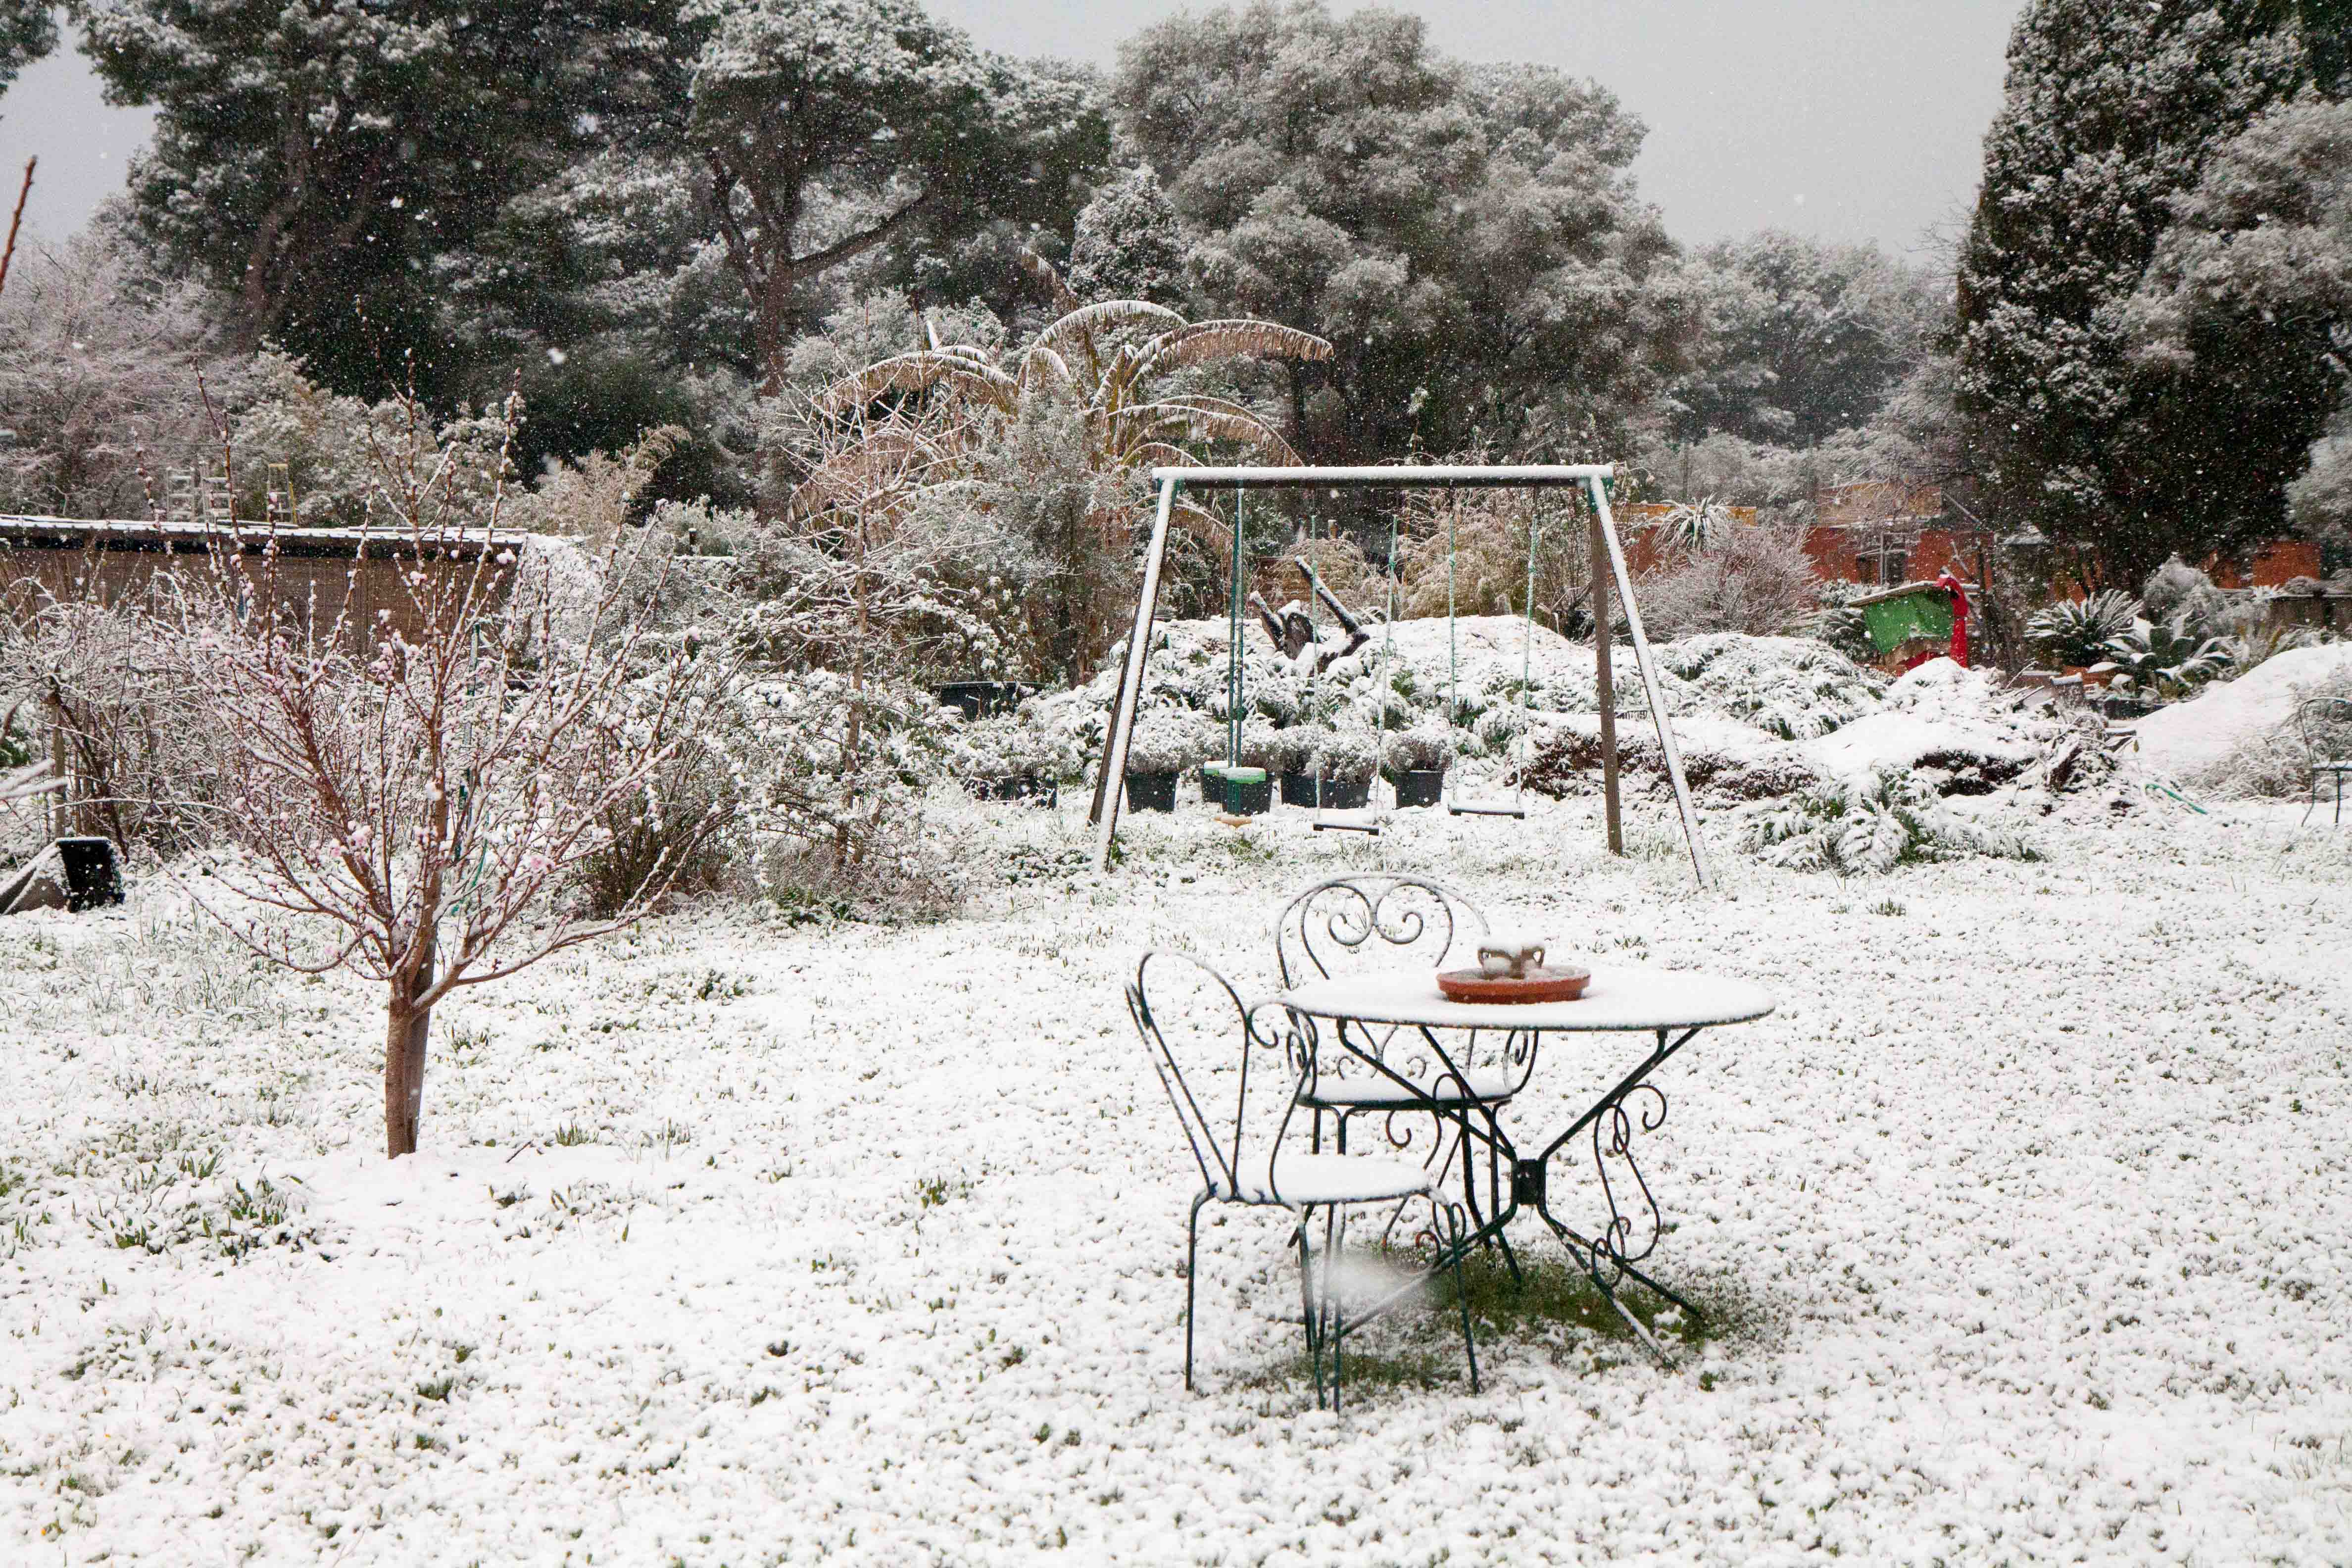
177,384,733,1157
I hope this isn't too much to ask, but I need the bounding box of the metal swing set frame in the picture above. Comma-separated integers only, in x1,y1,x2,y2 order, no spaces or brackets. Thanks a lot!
1086,465,1713,886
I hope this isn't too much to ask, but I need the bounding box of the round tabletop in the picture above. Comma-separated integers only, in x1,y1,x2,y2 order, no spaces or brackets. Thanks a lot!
1279,964,1775,1032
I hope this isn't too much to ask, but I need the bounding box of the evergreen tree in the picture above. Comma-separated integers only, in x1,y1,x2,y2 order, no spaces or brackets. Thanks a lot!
76,0,684,391
1066,164,1187,306
681,0,1107,392
0,5,55,99
2128,97,2352,543
1675,233,1945,448
1953,0,2315,587
1115,2,1696,469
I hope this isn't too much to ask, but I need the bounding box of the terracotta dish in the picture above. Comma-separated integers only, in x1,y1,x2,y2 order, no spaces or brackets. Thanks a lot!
1435,964,1592,1004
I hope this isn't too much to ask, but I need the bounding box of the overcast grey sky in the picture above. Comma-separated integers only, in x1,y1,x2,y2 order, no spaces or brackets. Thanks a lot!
1,1,2026,258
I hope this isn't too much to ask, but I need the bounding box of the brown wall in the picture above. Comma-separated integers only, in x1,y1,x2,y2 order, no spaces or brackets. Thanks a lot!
2,538,510,652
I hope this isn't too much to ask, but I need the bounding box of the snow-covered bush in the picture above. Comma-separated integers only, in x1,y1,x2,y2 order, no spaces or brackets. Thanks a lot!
2141,556,2231,642
947,712,1082,783
2027,590,2139,668
1312,730,1378,784
1634,520,1823,639
1270,725,1331,775
1381,722,1454,775
1655,634,1881,739
1742,769,2039,875
1122,710,1215,776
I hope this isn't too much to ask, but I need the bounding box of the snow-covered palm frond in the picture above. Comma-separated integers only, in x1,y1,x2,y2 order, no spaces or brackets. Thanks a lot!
1129,320,1334,384
0,701,56,810
817,352,1019,415
1117,399,1299,462
1036,301,1187,365
1015,343,1075,395
1017,248,1081,319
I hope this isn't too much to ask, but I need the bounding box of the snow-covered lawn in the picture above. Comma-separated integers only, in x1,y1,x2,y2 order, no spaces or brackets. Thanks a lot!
3,792,2348,1565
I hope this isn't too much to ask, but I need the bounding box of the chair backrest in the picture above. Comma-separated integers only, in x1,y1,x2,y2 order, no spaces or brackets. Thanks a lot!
2299,696,2352,759
1126,951,1307,1195
1274,874,1490,989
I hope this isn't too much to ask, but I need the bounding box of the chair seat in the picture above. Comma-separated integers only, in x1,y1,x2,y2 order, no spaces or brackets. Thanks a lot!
1213,1151,1436,1206
1302,1065,1519,1108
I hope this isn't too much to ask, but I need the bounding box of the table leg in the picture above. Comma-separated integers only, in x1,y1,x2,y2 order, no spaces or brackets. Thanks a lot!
1527,1027,1710,1367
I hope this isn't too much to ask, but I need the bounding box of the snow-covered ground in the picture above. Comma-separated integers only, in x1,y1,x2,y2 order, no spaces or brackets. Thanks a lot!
3,789,2349,1565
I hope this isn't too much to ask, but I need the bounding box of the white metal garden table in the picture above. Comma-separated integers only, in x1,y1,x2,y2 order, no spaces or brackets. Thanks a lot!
1278,964,1774,1362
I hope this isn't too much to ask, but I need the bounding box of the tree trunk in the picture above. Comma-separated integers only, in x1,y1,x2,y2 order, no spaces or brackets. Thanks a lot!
383,930,436,1158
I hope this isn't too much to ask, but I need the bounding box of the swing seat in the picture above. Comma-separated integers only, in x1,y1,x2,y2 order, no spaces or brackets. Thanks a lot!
1445,800,1525,819
1310,810,1383,834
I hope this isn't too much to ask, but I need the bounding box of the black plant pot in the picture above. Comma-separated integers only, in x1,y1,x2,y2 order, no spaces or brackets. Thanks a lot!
935,681,1025,721
1222,767,1272,817
1125,770,1178,813
1315,776,1371,811
1199,763,1229,805
998,776,1058,807
1279,770,1318,807
1392,768,1447,809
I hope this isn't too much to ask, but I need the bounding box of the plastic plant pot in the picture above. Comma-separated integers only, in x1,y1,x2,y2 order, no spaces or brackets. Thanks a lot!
1222,766,1272,817
1200,762,1230,805
1392,769,1446,809
1316,776,1371,811
1125,770,1178,814
1279,770,1318,807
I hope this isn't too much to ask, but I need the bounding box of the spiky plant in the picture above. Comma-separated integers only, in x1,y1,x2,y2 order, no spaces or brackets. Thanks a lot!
2026,589,2140,668
2103,616,2233,699
1743,768,2038,876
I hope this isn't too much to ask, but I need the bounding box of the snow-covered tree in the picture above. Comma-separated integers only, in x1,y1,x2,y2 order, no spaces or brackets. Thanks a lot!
1674,233,1946,448
2128,97,2352,544
1114,3,1697,466
1067,165,1188,306
1952,0,2318,588
76,0,678,387
0,6,54,100
682,0,1107,392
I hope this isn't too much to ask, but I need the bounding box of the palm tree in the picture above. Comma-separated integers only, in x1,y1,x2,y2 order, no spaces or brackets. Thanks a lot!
816,253,1332,549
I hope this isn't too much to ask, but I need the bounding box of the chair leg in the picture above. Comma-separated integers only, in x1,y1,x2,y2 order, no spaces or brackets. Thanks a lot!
1327,1205,1345,1415
1184,1192,1208,1392
1297,1207,1325,1409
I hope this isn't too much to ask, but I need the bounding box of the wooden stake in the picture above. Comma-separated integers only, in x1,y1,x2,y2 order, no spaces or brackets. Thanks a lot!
1587,504,1623,855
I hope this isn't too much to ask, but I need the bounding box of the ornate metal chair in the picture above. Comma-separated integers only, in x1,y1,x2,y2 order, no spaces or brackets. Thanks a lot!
1126,950,1477,1409
1272,875,1532,1261
2300,696,2352,826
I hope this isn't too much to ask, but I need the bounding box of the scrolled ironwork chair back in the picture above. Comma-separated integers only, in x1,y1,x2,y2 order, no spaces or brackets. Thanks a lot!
2298,696,2352,762
1274,875,1490,990
1127,951,1311,1200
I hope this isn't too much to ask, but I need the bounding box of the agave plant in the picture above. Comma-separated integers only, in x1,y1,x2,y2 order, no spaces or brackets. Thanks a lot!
816,253,1332,545
2025,589,2140,669
2103,616,2233,699
1654,495,1737,554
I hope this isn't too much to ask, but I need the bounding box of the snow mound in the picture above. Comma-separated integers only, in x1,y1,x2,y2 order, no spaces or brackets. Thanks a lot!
2132,644,2352,796
1804,658,2056,794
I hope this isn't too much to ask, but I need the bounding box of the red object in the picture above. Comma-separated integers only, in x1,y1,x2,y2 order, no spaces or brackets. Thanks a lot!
1435,966,1593,1005
1936,570,1970,668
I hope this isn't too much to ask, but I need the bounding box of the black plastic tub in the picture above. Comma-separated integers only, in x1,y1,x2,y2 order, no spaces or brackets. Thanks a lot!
1392,769,1446,809
1222,766,1272,817
1125,770,1178,813
1279,770,1317,807
1314,777,1371,811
